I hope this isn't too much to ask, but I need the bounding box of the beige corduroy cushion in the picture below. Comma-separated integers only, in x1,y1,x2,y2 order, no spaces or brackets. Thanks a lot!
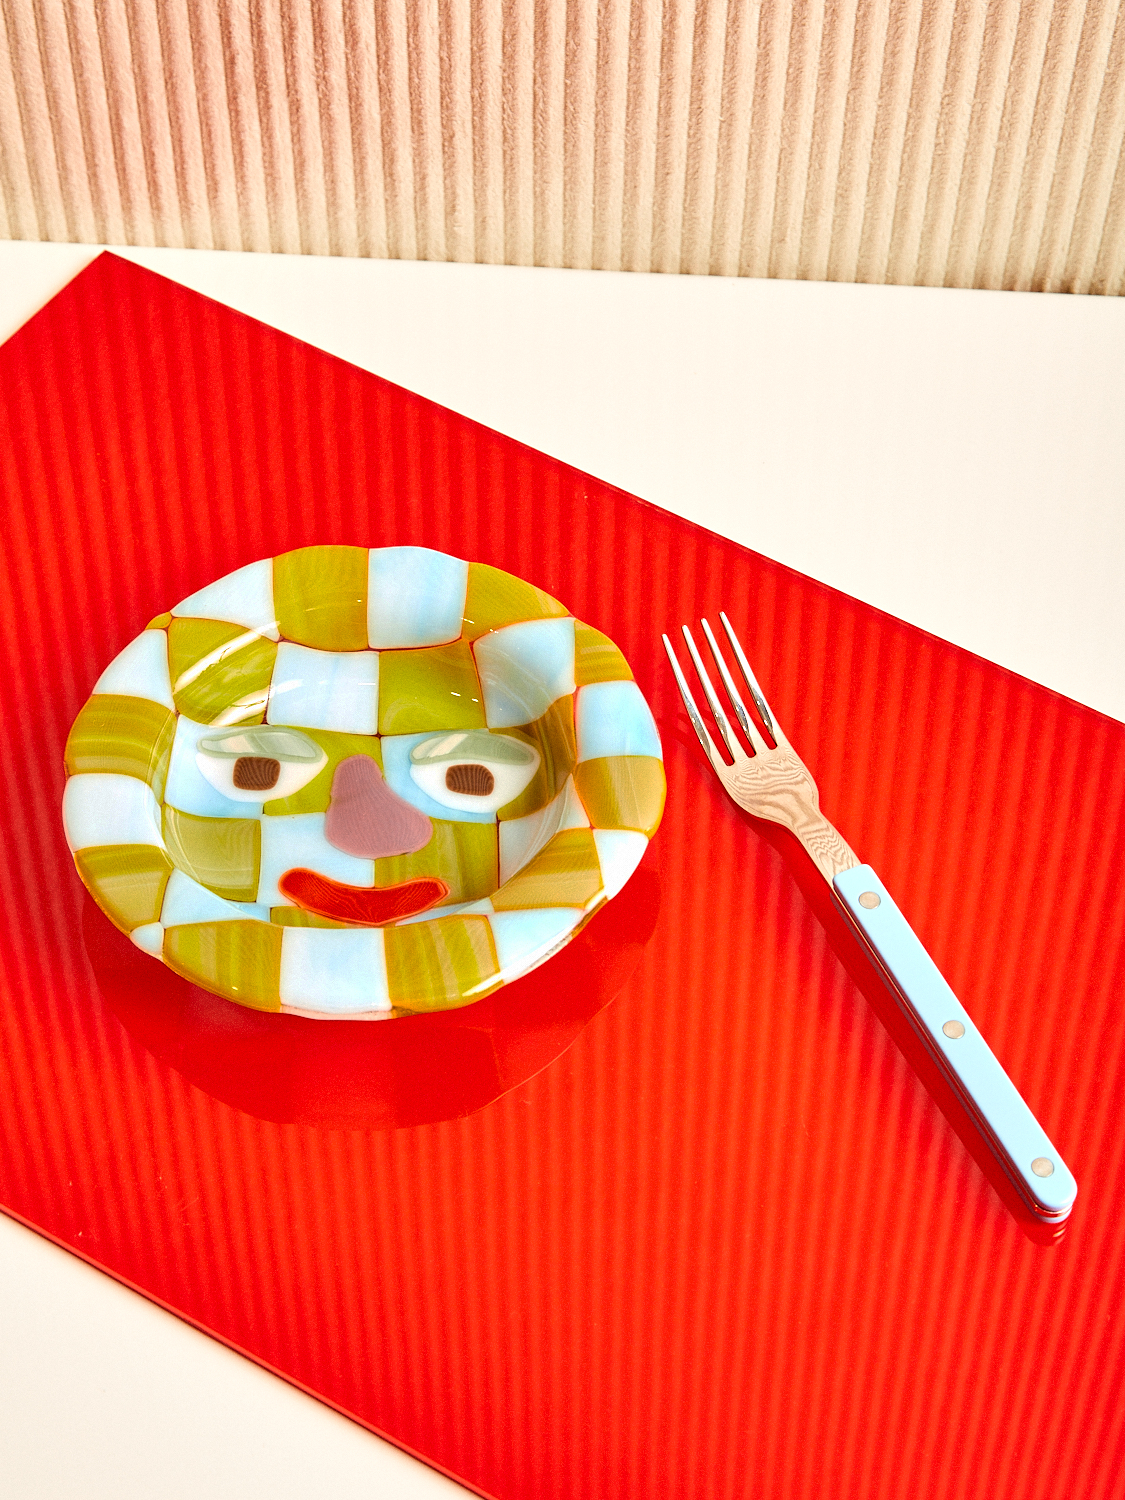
1,0,1122,293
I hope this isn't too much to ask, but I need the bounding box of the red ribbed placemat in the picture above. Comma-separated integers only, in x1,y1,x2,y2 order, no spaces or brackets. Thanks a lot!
2,253,1123,1500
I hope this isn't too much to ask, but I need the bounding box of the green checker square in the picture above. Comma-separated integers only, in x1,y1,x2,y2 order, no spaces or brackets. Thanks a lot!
269,907,349,929
274,545,368,650
378,640,487,735
574,620,634,685
74,844,175,932
372,820,498,906
168,618,277,725
461,563,568,641
385,916,500,1013
162,806,261,902
164,921,282,1012
65,694,176,801
574,756,666,837
263,729,383,816
495,697,576,821
490,827,604,911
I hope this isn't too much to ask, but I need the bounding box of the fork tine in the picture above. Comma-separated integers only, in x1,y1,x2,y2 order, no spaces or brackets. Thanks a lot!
680,625,745,762
661,634,729,776
718,611,784,745
700,617,768,754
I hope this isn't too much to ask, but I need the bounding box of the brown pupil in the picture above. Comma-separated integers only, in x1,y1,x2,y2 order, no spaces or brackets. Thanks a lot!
445,763,495,796
234,755,281,791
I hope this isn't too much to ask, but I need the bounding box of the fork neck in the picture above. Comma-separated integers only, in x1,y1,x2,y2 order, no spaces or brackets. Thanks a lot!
790,811,861,885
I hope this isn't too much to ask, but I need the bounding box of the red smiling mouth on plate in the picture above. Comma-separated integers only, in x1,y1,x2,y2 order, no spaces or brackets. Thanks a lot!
279,869,449,926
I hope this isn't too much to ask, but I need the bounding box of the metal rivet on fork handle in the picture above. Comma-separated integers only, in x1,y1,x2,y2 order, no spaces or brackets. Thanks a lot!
858,891,881,909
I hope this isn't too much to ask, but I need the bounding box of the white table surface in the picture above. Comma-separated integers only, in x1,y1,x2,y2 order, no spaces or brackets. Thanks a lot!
1,242,1122,1498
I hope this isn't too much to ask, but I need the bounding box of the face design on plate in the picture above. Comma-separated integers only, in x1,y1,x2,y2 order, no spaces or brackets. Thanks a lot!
63,546,666,1020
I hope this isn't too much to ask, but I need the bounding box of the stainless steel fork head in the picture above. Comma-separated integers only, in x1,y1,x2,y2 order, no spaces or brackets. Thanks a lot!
663,612,859,885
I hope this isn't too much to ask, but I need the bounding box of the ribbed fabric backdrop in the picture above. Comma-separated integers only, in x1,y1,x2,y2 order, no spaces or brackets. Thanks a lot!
1,0,1123,293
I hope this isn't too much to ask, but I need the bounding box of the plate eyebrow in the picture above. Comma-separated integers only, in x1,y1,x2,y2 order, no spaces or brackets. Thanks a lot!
409,730,538,766
198,728,323,762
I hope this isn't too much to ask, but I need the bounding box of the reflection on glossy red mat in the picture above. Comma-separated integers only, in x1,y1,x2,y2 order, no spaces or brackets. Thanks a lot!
1,255,1123,1500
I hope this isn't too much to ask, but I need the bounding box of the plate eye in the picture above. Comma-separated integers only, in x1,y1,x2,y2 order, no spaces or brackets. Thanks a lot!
408,729,540,813
194,726,327,803
445,763,495,797
234,755,281,791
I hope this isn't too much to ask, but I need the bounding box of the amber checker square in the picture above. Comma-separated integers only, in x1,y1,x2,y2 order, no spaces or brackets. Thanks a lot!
61,545,666,1019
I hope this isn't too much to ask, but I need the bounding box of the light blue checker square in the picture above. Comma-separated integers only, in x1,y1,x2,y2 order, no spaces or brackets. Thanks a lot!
380,732,497,824
279,927,391,1013
257,813,375,906
62,774,163,852
488,907,582,979
161,869,271,926
93,628,175,709
367,547,469,648
171,558,278,638
473,617,576,728
164,715,264,820
575,680,662,762
266,643,379,733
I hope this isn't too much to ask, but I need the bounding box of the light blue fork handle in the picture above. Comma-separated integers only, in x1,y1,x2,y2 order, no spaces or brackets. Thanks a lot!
834,865,1077,1220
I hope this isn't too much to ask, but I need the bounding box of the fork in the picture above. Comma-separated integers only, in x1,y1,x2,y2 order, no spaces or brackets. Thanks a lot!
664,613,1077,1223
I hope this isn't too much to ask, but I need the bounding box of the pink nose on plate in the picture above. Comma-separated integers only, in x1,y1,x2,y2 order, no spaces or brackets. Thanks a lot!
324,755,434,859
